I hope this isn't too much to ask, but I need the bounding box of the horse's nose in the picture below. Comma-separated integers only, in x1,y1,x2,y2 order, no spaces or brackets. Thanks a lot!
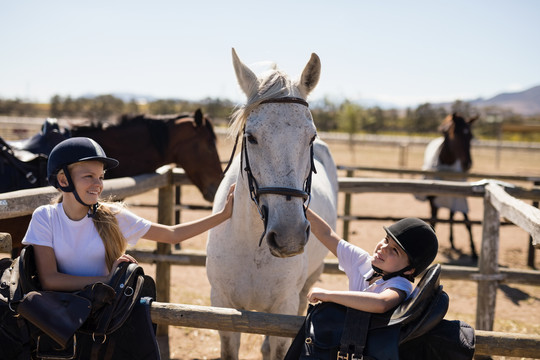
266,217,310,258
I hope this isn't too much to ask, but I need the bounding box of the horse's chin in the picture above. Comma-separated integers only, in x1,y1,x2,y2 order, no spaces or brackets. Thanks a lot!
202,183,219,202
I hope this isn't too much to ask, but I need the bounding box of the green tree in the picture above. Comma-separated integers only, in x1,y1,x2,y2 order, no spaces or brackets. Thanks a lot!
410,103,442,133
337,100,363,135
125,99,140,114
312,97,338,131
82,95,124,123
50,95,62,118
148,99,181,114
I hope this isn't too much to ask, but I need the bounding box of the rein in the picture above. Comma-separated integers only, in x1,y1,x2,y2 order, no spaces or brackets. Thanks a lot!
223,97,316,246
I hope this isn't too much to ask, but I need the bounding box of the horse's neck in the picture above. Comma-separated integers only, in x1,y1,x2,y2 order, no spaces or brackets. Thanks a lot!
438,138,457,166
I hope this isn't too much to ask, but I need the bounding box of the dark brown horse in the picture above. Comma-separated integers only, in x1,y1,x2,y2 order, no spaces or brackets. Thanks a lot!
421,113,479,259
1,110,224,257
70,109,223,201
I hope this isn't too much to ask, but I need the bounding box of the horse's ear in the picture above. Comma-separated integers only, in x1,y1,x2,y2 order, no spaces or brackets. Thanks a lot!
298,53,321,97
194,108,203,127
438,114,454,133
232,48,259,98
467,115,479,125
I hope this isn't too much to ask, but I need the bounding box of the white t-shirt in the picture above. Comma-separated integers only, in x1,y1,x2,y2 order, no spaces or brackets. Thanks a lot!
22,202,152,277
337,239,413,298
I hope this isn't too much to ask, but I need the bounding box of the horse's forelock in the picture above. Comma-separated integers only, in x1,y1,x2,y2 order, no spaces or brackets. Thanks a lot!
229,69,299,138
438,115,455,137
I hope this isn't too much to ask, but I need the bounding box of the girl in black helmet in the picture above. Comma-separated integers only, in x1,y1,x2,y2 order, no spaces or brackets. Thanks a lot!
305,208,438,313
22,137,234,292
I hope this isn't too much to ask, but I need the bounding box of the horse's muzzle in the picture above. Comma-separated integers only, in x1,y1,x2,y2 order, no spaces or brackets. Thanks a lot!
265,220,310,258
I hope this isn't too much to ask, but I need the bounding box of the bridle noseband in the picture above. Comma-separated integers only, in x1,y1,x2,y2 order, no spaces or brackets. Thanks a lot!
224,97,317,246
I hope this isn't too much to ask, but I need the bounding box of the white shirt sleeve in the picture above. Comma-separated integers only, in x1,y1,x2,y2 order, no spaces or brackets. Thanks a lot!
114,205,152,246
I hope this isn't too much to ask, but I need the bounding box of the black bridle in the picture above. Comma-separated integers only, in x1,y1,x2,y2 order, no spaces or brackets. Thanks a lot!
224,97,317,246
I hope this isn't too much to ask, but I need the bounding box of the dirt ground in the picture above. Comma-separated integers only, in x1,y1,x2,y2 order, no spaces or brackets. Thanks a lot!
126,135,540,360
3,134,538,359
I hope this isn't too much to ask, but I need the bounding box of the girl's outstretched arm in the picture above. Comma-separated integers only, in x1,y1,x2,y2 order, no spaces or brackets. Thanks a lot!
144,183,235,244
306,207,341,256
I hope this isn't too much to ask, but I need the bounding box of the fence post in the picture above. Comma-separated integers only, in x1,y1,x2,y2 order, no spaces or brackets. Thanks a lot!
342,169,353,241
173,185,182,251
476,187,500,331
528,180,539,268
156,169,174,339
398,143,409,169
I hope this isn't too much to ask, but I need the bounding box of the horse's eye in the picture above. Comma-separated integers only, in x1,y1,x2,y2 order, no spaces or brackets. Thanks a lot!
247,134,258,145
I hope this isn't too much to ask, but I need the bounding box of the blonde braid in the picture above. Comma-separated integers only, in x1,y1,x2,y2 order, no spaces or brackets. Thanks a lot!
92,202,127,271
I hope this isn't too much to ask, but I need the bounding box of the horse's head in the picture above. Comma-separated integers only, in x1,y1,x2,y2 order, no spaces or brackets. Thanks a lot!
169,109,223,202
231,48,321,257
438,113,478,171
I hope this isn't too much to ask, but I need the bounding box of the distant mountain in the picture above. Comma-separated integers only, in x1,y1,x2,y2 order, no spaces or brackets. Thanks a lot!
469,85,540,116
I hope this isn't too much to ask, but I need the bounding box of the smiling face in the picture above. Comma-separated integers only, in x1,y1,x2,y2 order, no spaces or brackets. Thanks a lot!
371,235,413,275
58,160,105,206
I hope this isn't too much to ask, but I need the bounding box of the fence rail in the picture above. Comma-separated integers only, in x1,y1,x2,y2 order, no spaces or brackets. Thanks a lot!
2,166,540,358
148,302,540,358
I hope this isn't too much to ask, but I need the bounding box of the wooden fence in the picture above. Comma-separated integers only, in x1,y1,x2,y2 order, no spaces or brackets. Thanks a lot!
1,166,540,358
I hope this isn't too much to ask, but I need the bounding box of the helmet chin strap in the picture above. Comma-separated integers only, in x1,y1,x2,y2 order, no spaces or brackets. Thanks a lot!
58,165,98,218
369,264,414,282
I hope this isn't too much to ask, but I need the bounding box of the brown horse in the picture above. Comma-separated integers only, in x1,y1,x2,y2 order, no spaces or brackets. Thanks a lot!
70,109,223,201
421,113,479,259
1,110,224,257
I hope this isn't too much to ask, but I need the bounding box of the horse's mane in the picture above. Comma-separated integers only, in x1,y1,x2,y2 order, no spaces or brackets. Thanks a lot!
229,69,300,138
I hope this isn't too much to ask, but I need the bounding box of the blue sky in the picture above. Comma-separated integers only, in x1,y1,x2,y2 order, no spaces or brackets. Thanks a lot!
1,1,539,107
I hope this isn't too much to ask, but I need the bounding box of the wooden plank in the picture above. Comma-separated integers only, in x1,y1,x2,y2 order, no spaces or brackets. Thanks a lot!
148,302,540,358
476,194,500,331
126,249,540,285
156,171,174,339
337,165,540,183
0,166,179,219
2,177,540,220
486,183,540,247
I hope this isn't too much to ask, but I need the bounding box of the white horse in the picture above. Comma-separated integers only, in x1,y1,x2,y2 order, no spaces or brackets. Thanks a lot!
206,49,338,360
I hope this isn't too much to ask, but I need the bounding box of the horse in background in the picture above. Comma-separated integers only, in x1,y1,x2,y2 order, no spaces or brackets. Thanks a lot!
70,109,223,202
206,49,339,360
420,113,479,259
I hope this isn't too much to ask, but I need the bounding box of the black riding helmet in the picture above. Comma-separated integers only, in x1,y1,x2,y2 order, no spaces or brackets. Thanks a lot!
47,137,119,215
383,217,438,279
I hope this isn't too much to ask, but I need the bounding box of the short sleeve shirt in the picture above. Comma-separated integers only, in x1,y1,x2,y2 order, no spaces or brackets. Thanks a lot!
22,202,151,277
336,239,413,297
